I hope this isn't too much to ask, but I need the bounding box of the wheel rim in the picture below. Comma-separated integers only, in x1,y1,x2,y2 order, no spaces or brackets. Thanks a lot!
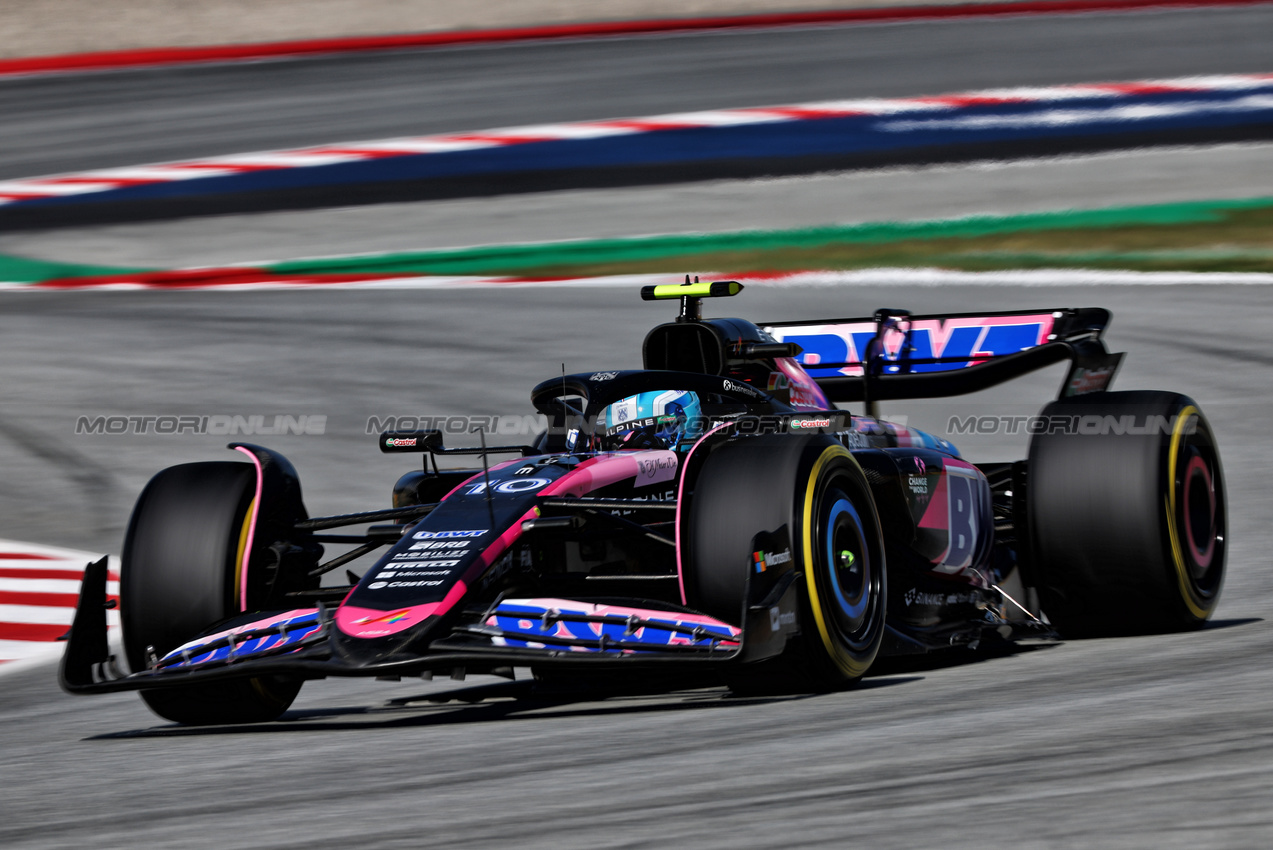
823,494,872,637
1167,409,1226,609
1182,452,1216,573
813,471,883,652
800,446,885,680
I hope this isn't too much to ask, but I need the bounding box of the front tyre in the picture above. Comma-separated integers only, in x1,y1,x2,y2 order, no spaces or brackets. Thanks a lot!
122,462,302,724
799,445,887,686
686,436,885,691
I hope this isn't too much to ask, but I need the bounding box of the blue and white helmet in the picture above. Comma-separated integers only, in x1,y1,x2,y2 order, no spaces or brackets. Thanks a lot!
599,390,703,451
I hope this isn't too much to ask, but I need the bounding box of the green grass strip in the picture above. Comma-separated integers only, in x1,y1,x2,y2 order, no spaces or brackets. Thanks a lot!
263,197,1273,277
3,196,1272,283
0,252,149,283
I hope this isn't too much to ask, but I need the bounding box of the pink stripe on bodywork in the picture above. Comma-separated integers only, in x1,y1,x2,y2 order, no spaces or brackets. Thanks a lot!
674,423,734,605
232,446,265,612
540,450,678,497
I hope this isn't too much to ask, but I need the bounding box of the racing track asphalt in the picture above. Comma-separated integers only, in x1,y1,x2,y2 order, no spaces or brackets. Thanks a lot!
0,282,1271,849
2,8,1273,849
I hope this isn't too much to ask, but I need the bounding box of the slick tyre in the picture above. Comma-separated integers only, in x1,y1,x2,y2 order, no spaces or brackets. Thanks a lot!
121,462,301,724
687,436,886,691
1028,391,1226,636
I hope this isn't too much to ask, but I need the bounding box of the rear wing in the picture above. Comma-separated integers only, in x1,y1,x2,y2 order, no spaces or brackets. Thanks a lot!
763,307,1123,406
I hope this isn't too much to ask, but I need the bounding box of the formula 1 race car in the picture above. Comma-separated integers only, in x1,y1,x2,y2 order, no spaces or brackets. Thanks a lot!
61,280,1226,724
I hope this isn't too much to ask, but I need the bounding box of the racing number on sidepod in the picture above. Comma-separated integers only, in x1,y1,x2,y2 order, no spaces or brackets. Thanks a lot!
466,477,551,495
935,466,980,574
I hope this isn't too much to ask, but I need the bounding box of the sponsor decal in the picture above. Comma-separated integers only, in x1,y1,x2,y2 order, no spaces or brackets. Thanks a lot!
903,588,980,607
605,415,656,435
790,417,833,430
381,569,451,577
769,606,798,631
589,371,619,382
773,315,1055,378
767,368,825,408
383,559,460,569
413,529,487,540
488,601,740,651
722,378,762,398
352,609,412,624
384,436,418,448
1067,366,1117,396
753,548,793,573
406,540,470,551
788,382,822,409
636,455,678,479
610,397,637,424
907,456,931,496
365,578,447,590
620,488,677,505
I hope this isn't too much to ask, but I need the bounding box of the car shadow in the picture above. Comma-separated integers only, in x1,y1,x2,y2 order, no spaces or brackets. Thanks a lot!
869,638,1062,675
87,673,925,740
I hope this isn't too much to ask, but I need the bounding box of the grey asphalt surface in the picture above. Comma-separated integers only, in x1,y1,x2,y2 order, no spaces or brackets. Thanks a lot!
2,5,1273,181
1,8,1272,850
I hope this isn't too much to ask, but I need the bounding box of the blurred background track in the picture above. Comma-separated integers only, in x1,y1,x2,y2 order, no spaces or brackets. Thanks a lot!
4,4,1271,181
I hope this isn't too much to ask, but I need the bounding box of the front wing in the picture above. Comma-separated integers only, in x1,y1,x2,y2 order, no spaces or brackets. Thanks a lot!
60,559,747,695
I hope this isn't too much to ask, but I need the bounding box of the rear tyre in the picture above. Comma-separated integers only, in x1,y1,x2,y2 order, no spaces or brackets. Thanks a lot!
122,462,302,724
687,436,886,691
1028,391,1226,636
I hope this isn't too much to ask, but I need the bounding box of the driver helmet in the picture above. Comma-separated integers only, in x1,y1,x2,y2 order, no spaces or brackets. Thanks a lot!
599,390,702,451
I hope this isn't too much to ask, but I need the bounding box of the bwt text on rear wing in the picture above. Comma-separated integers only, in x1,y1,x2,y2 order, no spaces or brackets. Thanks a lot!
764,307,1123,410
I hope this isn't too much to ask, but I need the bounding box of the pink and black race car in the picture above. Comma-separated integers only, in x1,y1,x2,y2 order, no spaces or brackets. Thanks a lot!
61,281,1226,724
